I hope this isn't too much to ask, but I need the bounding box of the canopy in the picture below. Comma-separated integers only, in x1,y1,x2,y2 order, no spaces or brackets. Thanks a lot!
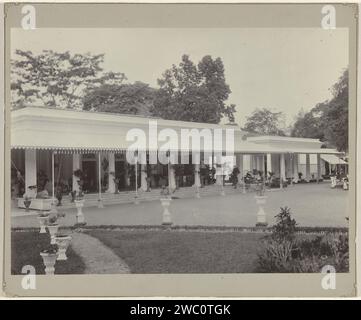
11,106,342,156
320,154,348,165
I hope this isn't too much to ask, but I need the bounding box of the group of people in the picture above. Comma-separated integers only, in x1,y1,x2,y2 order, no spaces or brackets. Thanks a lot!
230,167,265,189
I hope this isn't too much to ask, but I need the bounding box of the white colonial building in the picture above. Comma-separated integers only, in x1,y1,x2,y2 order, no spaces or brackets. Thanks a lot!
11,106,346,210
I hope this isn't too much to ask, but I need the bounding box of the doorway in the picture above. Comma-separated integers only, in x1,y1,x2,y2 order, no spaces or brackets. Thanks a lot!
82,160,97,193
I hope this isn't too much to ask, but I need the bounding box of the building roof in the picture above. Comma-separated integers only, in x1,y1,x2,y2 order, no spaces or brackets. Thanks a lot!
11,106,341,155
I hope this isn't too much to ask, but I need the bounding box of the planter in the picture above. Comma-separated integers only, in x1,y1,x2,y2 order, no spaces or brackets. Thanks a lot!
160,197,172,225
23,199,32,212
40,251,58,275
47,224,59,245
55,235,72,260
37,214,50,233
342,178,349,190
330,176,337,188
254,195,268,227
75,199,85,224
56,194,63,206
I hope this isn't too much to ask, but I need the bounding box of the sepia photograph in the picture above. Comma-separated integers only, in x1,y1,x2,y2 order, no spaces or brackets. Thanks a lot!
2,2,358,298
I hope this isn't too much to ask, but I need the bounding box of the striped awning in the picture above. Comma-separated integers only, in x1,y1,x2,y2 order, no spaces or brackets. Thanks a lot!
321,154,348,165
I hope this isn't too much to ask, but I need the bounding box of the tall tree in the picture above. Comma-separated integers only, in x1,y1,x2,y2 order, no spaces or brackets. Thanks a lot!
243,108,286,136
151,55,236,124
323,69,348,152
11,50,126,109
291,69,348,151
82,82,156,116
291,103,326,140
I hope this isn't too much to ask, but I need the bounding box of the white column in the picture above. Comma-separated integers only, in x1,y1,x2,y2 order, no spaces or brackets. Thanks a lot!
293,154,299,183
305,154,311,182
140,164,148,191
25,149,37,196
169,165,176,191
280,153,286,189
250,155,256,171
215,153,223,185
317,154,321,183
267,154,272,176
98,153,103,208
194,163,201,187
72,153,81,192
107,152,116,193
242,155,250,174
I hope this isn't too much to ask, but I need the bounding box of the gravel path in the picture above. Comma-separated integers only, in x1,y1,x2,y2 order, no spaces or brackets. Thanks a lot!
70,231,130,274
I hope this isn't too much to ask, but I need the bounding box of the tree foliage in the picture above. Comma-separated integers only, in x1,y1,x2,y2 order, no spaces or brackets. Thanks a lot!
291,69,348,151
11,50,126,109
83,81,156,116
151,55,236,124
243,108,285,136
291,104,326,140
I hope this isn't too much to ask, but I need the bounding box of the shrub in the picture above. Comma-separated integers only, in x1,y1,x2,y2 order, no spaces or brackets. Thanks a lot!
272,207,297,242
257,207,349,273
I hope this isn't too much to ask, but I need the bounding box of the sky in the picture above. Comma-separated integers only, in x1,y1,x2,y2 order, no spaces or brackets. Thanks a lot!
11,28,348,127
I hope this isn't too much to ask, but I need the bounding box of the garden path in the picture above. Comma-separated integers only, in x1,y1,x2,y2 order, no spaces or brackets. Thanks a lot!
70,231,130,274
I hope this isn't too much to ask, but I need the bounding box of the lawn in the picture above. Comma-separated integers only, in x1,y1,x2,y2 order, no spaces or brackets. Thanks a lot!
11,231,86,275
88,229,265,273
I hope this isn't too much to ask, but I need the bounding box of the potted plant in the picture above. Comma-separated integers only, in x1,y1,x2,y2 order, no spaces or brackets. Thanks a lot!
255,182,268,227
40,244,58,275
55,185,63,206
47,215,59,245
27,185,37,198
55,234,72,260
298,172,303,181
160,186,172,225
74,191,86,225
37,212,50,233
23,195,32,212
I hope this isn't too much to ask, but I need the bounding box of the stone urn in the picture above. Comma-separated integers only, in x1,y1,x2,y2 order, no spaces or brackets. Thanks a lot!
330,176,337,188
255,195,268,227
342,178,349,190
37,213,50,234
40,250,58,275
74,199,85,224
55,235,72,260
160,197,172,225
47,224,59,245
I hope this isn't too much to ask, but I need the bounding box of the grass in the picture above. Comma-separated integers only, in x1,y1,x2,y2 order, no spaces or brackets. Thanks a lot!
88,229,264,273
11,231,86,275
